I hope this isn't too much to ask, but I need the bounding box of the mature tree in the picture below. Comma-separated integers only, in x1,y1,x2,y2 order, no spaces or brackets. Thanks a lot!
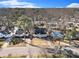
16,15,32,32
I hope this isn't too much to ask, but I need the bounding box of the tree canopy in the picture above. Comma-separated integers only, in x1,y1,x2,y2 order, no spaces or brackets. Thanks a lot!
16,15,32,31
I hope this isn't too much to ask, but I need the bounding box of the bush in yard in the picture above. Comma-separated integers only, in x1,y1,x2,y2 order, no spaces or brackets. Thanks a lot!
11,38,24,45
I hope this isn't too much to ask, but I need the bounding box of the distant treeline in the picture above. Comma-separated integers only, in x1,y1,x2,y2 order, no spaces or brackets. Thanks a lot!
0,8,79,17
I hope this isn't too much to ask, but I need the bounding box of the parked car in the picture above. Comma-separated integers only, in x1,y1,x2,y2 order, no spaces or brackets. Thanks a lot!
50,31,64,40
0,31,12,39
33,28,48,38
33,34,48,38
14,29,29,38
0,32,4,38
14,33,30,38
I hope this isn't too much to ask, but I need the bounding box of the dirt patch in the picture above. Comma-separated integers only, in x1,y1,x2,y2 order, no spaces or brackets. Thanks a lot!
32,38,49,48
8,38,79,48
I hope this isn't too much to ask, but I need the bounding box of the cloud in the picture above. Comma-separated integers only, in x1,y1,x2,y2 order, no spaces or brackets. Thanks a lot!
0,0,40,8
67,3,79,8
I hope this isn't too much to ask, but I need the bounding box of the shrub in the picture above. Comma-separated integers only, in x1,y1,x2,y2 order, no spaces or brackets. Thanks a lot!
10,38,24,45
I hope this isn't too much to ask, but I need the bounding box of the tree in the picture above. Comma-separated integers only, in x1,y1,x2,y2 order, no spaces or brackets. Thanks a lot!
16,15,33,44
0,16,14,31
16,15,32,32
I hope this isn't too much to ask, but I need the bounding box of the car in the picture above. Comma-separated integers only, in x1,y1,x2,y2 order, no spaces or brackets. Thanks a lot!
14,33,25,38
14,29,30,38
14,33,29,38
0,32,4,38
0,31,12,41
33,28,48,38
3,33,12,38
50,31,64,40
33,34,48,38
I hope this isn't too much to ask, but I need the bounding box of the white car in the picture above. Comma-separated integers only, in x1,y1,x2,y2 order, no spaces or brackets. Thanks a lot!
0,32,12,38
3,34,12,38
14,33,30,38
0,32,4,38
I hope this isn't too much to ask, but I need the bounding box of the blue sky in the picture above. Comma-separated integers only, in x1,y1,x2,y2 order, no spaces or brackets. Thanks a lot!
0,0,79,8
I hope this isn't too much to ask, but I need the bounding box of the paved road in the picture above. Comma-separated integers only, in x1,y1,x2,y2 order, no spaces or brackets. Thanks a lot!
0,44,48,57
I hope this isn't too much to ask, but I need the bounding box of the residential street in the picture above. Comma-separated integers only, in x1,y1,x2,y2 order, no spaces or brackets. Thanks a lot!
0,45,48,57
0,38,49,57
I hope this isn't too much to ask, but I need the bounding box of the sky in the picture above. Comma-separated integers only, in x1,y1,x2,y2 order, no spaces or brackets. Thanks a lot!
0,0,79,8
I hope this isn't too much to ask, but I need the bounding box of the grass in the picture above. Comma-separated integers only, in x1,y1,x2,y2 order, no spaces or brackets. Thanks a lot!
10,38,24,45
